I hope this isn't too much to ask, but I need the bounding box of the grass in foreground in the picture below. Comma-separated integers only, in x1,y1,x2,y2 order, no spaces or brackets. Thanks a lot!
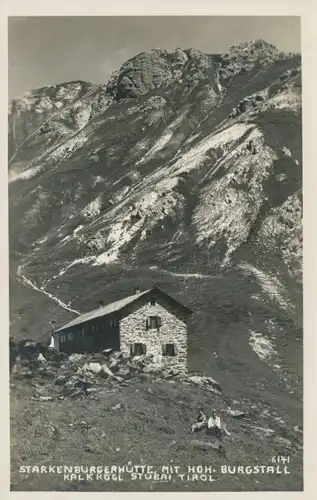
10,364,303,492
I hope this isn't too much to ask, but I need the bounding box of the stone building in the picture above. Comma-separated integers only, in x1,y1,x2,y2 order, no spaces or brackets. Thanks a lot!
51,287,192,371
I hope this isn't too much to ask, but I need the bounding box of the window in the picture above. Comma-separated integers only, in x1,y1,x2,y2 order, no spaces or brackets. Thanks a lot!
109,318,113,327
68,332,73,341
162,343,177,357
146,316,161,329
130,343,146,356
150,297,156,306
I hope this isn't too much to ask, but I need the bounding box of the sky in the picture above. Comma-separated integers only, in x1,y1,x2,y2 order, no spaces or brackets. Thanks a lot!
8,16,301,99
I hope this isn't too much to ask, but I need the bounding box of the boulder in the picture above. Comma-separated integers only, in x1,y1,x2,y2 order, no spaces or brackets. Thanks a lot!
116,367,130,378
24,341,38,349
69,353,85,363
102,348,112,356
64,376,93,392
143,364,162,374
86,388,97,394
101,363,116,378
108,360,120,373
226,409,245,419
163,368,181,379
188,375,222,392
37,353,47,364
85,362,102,374
293,425,303,434
110,351,123,360
242,423,275,437
54,375,67,386
112,403,123,410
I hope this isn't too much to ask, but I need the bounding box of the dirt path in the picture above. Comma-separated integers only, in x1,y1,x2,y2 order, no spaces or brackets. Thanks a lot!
16,265,80,315
149,265,215,279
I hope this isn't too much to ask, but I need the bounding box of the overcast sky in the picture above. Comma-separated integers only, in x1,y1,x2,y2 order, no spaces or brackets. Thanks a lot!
8,16,300,99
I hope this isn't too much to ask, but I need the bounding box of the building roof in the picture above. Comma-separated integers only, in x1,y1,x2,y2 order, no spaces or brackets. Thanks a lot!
55,287,192,333
55,289,151,332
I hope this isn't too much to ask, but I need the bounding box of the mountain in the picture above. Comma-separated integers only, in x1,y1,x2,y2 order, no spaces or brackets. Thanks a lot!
9,39,302,396
9,38,303,492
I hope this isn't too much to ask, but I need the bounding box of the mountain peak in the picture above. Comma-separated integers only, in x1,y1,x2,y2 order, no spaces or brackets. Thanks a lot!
228,38,279,54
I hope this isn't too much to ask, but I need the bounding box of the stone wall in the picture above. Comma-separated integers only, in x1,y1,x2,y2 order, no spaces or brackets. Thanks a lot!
119,299,188,371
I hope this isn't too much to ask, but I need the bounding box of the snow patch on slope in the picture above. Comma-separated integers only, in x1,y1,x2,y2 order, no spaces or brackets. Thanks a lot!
9,165,43,183
239,263,294,312
53,256,96,279
170,123,259,176
249,330,277,361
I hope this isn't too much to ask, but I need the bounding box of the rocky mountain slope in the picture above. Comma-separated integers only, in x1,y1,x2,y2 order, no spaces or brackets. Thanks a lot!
9,38,302,403
10,344,303,491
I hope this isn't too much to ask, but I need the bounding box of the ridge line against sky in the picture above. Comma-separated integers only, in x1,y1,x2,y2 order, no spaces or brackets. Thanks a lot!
8,16,300,99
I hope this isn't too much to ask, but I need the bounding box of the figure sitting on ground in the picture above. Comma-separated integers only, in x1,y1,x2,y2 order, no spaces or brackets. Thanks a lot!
207,409,231,439
191,407,208,433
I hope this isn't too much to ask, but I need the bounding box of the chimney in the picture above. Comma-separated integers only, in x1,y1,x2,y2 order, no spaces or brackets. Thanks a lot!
98,300,104,308
50,320,56,334
134,287,141,295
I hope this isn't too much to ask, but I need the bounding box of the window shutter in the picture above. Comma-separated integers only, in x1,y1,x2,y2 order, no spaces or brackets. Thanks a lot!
142,344,147,355
146,318,149,329
157,316,162,328
174,344,178,356
162,344,166,356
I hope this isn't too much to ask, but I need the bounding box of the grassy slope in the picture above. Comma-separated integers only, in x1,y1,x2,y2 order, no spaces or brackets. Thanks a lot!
10,370,303,492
